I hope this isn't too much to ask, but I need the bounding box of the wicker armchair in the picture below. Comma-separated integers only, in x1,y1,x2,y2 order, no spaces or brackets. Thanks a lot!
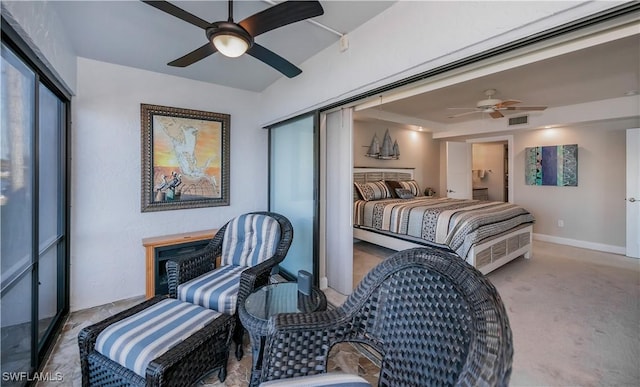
259,247,513,387
165,211,293,360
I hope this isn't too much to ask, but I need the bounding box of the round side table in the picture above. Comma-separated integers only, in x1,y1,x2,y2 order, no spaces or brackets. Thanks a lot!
239,282,327,386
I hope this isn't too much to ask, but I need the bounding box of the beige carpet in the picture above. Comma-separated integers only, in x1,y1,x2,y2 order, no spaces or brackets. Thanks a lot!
487,241,640,386
350,239,640,386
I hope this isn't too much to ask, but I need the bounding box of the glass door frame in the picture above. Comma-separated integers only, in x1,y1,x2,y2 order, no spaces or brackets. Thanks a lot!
2,16,72,375
266,111,320,285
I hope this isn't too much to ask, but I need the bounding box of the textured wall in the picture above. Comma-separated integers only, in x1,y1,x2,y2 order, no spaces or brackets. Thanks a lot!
71,58,265,310
2,1,77,92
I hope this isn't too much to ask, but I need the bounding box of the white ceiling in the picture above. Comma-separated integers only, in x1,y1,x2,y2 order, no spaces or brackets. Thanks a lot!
355,33,640,134
52,0,395,92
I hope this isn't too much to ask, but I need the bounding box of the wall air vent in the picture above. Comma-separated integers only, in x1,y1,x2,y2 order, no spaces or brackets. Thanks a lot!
508,115,529,126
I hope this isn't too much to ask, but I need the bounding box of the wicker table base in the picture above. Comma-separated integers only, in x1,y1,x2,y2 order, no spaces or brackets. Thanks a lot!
78,295,235,387
239,283,327,387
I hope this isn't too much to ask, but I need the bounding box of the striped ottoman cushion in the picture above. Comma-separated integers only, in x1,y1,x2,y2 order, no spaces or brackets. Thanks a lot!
221,214,281,267
260,372,372,386
177,265,245,314
95,298,221,377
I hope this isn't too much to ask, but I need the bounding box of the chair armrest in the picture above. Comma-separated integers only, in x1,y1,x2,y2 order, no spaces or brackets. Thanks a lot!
236,259,277,305
259,308,352,383
166,227,226,298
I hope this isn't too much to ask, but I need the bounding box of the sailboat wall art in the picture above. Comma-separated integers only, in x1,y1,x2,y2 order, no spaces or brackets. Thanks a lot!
365,129,400,160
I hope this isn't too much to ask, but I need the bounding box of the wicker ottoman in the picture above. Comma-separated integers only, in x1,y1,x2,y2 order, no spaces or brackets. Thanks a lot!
78,295,234,387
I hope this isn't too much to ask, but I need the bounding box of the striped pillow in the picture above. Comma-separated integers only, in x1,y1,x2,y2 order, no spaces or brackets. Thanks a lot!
95,299,220,377
399,180,422,197
221,214,281,267
177,265,245,314
354,181,391,201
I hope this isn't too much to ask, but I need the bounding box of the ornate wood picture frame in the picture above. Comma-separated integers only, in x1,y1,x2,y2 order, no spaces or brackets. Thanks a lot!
141,104,230,212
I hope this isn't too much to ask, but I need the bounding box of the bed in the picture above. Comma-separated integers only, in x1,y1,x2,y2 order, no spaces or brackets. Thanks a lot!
353,168,535,274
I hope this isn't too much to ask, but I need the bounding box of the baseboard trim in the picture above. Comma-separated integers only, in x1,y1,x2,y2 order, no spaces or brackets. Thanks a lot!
533,233,626,255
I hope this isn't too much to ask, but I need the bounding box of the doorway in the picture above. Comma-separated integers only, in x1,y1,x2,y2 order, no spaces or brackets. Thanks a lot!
472,141,508,202
469,136,514,203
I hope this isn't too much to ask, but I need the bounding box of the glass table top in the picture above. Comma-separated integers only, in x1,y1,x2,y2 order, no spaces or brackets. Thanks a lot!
244,282,324,321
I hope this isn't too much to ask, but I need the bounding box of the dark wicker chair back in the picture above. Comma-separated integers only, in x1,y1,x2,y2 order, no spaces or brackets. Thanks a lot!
166,211,293,360
260,247,513,386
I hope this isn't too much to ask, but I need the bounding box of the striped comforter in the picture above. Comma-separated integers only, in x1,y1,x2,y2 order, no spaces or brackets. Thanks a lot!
354,197,535,258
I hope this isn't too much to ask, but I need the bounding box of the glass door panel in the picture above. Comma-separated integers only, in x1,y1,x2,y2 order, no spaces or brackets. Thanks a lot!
37,82,64,345
0,273,33,386
37,247,58,343
269,114,317,281
1,42,35,285
1,42,36,381
1,34,69,382
38,83,62,244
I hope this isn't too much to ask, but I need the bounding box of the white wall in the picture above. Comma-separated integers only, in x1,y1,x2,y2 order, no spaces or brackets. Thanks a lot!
71,58,264,311
514,126,626,251
2,1,77,92
353,122,439,192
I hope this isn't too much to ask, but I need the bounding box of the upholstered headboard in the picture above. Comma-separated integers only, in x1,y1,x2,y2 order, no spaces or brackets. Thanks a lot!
353,168,415,200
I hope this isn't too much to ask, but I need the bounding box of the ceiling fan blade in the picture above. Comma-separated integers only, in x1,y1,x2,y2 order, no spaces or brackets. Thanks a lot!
494,99,522,108
246,43,302,78
447,107,477,110
490,110,504,119
504,106,548,111
142,1,211,30
448,110,482,118
168,43,216,67
239,1,324,37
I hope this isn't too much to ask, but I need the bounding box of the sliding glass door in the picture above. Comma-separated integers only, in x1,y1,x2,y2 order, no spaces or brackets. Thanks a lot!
268,113,318,283
1,30,70,384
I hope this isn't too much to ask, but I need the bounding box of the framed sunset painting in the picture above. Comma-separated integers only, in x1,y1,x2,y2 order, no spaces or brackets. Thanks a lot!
141,104,230,212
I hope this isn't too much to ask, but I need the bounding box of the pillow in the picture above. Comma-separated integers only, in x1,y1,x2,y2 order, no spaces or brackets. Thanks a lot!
384,180,403,198
354,181,391,201
399,180,421,197
395,188,415,199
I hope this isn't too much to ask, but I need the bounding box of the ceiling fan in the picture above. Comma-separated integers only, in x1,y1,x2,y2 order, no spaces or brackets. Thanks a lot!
142,0,324,78
448,89,547,119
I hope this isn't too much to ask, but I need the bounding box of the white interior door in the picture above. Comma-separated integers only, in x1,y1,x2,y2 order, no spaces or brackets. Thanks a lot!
446,141,472,199
626,128,640,259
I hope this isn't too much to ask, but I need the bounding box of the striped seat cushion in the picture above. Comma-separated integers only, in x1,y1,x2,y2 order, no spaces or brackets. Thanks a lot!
177,265,245,314
95,298,220,377
221,214,281,267
260,372,372,386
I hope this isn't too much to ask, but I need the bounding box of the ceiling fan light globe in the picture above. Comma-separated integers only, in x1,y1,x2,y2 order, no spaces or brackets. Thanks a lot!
212,33,249,57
